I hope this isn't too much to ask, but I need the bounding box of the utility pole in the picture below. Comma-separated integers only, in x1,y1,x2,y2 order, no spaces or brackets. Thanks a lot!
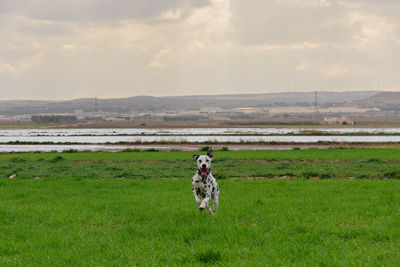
313,91,320,123
314,91,318,109
94,96,98,112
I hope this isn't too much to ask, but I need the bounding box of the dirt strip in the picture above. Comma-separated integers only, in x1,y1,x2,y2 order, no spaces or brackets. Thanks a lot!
2,143,400,153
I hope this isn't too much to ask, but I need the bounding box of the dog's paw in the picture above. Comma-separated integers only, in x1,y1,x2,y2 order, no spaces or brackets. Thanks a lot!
199,203,206,211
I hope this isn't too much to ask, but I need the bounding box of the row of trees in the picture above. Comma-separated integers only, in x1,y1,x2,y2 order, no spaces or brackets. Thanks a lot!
31,115,78,123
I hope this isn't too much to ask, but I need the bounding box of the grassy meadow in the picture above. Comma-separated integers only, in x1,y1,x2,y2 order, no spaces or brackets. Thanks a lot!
2,148,400,180
1,148,400,265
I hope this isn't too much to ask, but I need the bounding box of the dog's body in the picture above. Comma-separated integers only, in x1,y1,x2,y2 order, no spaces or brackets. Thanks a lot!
192,148,219,216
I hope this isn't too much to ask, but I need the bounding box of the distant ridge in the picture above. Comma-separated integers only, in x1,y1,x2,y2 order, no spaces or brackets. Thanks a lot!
355,91,400,106
0,91,380,115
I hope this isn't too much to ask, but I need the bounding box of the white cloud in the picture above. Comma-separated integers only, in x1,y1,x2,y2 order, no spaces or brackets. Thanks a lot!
248,42,320,52
1,0,400,99
296,61,374,76
0,54,41,75
321,64,349,76
0,0,210,22
61,44,76,51
149,47,174,68
159,8,183,20
348,11,398,47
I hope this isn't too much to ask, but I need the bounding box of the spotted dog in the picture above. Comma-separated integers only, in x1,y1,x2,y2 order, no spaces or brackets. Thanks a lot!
192,147,219,216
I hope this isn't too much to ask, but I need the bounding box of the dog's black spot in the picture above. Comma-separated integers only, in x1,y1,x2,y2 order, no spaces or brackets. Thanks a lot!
195,180,199,183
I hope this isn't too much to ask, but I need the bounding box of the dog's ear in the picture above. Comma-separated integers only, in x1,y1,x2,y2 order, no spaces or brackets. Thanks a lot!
207,147,213,158
192,154,200,160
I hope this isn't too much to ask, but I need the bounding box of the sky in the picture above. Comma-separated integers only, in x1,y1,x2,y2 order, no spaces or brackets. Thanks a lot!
0,0,400,100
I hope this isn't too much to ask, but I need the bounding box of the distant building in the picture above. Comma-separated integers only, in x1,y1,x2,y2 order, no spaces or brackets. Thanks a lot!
210,117,231,121
234,108,261,114
322,116,355,125
0,115,11,121
104,117,127,122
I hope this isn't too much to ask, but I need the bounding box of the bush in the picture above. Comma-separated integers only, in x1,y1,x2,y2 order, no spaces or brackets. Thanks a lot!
302,171,319,178
320,173,332,179
50,156,65,163
121,148,141,152
382,171,399,179
9,158,26,163
200,146,210,151
220,146,229,151
281,172,294,177
253,173,274,178
62,149,79,153
115,172,132,178
364,158,382,163
213,173,228,180
144,148,159,152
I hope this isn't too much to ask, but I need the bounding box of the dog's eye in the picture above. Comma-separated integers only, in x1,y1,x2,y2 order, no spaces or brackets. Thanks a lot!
206,159,209,162
199,160,202,163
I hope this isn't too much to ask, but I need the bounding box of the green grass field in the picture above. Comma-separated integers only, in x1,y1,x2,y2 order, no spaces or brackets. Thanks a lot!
1,148,400,265
2,148,400,180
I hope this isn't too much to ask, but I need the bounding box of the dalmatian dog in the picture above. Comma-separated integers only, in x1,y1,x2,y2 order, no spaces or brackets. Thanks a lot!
192,147,219,216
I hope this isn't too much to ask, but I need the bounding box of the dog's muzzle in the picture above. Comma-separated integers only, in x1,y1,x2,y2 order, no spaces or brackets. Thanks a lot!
198,168,210,177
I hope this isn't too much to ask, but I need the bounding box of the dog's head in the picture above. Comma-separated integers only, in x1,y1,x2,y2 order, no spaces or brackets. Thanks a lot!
193,147,213,177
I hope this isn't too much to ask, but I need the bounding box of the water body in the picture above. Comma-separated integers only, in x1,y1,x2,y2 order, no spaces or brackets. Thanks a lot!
0,128,292,136
2,128,400,137
2,128,400,152
2,135,400,144
0,145,128,153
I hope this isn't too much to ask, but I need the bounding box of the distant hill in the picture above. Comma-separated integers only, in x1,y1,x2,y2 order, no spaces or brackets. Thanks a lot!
354,92,400,106
0,91,380,115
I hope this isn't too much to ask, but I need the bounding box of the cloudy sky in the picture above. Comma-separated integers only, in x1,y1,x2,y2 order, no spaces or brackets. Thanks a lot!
1,0,400,100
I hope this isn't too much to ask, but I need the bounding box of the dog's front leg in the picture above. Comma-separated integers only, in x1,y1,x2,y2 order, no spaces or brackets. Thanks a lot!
199,189,213,214
192,181,201,208
205,203,213,215
200,196,213,215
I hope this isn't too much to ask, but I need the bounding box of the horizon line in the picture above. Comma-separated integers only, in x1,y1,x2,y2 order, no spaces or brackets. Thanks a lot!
0,89,386,102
